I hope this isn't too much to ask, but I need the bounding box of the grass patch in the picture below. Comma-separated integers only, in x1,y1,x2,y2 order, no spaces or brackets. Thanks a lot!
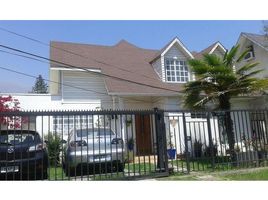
48,167,67,180
219,168,268,180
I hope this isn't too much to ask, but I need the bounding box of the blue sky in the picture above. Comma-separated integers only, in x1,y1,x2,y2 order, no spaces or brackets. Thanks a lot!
0,20,265,92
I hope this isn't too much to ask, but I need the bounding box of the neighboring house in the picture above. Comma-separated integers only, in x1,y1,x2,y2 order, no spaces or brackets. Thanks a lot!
234,32,268,110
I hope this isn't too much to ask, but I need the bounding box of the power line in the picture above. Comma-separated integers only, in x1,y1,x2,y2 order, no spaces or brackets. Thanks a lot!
0,49,157,104
0,64,156,104
0,26,162,83
0,64,181,106
0,43,181,94
0,65,106,95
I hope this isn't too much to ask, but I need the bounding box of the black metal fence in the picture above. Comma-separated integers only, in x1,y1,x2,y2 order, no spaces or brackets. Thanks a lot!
165,110,268,174
1,109,268,180
0,109,168,180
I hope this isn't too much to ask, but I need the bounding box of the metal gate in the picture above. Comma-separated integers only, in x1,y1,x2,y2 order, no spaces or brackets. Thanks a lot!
0,109,169,180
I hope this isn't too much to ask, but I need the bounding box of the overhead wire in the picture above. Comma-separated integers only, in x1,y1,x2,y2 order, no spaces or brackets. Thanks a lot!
0,26,163,82
0,64,181,106
0,43,181,94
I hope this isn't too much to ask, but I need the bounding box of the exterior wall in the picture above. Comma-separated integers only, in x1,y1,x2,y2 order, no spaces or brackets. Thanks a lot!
49,69,60,95
151,58,163,80
212,46,225,57
62,71,113,109
0,93,101,139
237,38,268,79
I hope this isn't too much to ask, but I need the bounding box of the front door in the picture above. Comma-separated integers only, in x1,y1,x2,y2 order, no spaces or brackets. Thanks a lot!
135,114,152,155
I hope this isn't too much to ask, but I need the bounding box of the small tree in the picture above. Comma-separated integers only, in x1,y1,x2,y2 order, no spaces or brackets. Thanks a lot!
45,133,62,166
0,95,25,129
184,45,268,160
32,75,48,94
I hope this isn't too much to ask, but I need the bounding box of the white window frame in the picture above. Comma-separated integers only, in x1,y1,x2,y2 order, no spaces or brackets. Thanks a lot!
53,115,93,136
165,58,189,83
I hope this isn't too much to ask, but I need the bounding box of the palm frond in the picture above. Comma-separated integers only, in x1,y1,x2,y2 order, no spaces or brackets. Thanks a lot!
239,69,264,80
203,54,222,67
223,45,239,67
236,62,260,75
236,48,250,63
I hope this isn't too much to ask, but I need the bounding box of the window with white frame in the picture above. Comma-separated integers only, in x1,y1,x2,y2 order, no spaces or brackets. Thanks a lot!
165,59,189,82
52,115,93,137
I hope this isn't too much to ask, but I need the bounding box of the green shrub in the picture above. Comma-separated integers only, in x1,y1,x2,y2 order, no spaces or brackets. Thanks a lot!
45,133,62,166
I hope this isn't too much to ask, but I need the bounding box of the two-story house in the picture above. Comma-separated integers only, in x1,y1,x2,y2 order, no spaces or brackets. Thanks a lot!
235,32,268,109
49,37,226,111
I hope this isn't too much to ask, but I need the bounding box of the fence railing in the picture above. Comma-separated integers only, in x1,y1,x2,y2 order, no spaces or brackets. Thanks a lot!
1,109,268,180
0,109,168,180
165,110,268,174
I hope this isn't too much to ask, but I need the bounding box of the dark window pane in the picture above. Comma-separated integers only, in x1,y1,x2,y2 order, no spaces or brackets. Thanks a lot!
166,60,170,65
181,77,185,82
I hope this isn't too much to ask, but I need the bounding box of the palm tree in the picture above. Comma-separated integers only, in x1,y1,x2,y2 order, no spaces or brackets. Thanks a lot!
184,45,268,160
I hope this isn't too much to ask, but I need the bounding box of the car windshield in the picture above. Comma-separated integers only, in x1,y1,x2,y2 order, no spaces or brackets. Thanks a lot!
76,129,115,138
0,131,40,146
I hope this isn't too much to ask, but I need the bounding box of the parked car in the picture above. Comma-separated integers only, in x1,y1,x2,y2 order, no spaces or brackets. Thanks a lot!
63,128,125,176
0,130,48,180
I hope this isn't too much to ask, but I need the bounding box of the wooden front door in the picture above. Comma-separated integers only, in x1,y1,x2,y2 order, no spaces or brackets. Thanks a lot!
135,114,152,155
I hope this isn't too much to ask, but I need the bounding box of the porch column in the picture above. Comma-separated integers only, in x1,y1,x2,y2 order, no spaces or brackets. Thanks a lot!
118,97,125,141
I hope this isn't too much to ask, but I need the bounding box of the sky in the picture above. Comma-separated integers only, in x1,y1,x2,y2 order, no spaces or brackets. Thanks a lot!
0,20,265,93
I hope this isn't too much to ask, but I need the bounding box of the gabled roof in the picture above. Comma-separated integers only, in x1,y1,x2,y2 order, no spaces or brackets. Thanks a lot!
50,40,183,96
194,41,227,59
239,32,268,52
150,37,194,63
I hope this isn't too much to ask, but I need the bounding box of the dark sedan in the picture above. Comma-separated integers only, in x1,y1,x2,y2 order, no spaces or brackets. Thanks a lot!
0,130,48,180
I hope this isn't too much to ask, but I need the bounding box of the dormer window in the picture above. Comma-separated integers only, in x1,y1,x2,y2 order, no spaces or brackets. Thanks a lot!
165,58,189,83
244,45,255,61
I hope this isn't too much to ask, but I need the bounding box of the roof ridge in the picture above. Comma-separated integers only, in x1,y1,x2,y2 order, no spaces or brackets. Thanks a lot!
50,40,114,48
114,39,159,51
241,32,264,36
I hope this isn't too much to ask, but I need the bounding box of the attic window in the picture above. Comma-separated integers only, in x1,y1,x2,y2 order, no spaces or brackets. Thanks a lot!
244,45,255,61
165,58,189,83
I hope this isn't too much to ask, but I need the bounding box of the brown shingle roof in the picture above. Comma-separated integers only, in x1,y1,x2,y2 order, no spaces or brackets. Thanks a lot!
241,32,268,50
194,42,219,59
50,40,183,95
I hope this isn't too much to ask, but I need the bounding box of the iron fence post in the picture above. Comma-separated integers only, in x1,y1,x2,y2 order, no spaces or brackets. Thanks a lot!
182,112,190,173
207,112,215,171
154,108,168,173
